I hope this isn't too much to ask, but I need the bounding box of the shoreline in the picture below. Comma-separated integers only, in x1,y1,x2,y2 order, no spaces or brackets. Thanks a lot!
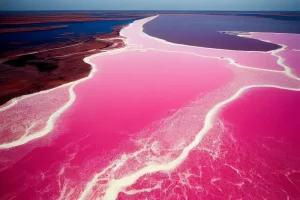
0,25,127,106
0,24,129,148
0,13,298,158
79,16,300,200
1,14,300,199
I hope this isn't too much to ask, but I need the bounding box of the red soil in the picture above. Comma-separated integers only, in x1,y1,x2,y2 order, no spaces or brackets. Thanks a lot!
0,26,125,105
0,13,134,25
0,25,68,33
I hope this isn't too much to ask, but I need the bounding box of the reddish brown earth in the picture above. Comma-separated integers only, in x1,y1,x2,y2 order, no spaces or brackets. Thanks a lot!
0,13,135,25
0,26,125,105
0,25,68,33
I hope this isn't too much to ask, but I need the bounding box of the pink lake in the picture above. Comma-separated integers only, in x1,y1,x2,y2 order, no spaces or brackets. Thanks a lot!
0,46,233,199
1,15,300,200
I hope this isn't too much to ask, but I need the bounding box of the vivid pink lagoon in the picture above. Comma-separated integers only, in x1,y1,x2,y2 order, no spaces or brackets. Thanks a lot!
0,16,300,199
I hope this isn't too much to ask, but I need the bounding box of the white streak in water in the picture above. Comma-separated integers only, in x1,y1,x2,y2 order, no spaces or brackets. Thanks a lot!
0,37,126,113
0,67,95,149
78,16,300,200
0,37,127,149
101,85,300,200
0,82,73,112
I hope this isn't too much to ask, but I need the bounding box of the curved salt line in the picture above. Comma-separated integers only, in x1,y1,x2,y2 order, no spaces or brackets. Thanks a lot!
272,45,300,81
0,17,291,152
245,35,300,80
78,16,300,199
0,37,126,113
0,82,73,112
139,16,299,79
100,85,300,200
0,59,97,149
139,47,285,74
0,43,132,149
138,17,289,74
1,15,298,197
0,38,128,148
138,16,282,54
133,16,296,77
7,38,274,114
0,14,285,195
0,38,133,148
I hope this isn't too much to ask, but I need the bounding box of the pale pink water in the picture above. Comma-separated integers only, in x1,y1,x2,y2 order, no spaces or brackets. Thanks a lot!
0,86,70,144
251,32,300,77
1,16,300,200
251,32,300,50
278,50,300,77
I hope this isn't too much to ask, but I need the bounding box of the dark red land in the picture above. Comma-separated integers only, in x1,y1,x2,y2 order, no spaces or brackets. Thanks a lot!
0,25,68,33
0,13,135,25
1,11,296,106
0,26,125,105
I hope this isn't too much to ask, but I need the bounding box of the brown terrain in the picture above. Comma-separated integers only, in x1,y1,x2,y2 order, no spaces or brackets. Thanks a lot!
1,11,296,106
0,26,125,105
0,25,68,33
0,13,135,25
0,12,157,106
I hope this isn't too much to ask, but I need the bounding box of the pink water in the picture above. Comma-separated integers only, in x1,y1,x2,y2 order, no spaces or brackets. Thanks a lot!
251,32,300,77
1,16,300,200
118,88,300,199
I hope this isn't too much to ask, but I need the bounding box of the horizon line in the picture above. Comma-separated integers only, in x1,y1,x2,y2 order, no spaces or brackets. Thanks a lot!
0,10,300,12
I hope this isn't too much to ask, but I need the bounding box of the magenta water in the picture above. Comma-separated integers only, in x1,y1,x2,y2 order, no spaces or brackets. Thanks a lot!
0,45,234,199
118,88,300,199
1,16,300,200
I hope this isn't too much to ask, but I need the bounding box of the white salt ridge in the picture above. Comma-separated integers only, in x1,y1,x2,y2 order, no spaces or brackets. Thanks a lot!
78,16,300,200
